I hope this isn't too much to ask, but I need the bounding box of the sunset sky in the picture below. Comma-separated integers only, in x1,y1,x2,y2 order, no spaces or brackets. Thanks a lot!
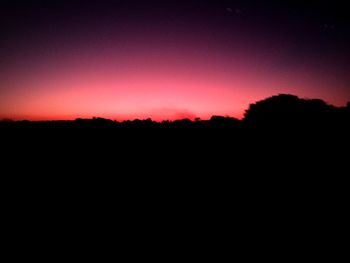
1,0,349,120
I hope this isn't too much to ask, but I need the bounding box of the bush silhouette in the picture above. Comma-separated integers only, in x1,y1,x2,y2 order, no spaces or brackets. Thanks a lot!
243,94,338,128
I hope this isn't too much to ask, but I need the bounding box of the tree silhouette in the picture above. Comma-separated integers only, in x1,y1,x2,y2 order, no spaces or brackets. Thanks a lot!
243,94,338,128
1,94,348,134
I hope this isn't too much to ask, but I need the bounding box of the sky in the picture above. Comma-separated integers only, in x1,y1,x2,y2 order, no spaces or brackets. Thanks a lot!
1,0,349,120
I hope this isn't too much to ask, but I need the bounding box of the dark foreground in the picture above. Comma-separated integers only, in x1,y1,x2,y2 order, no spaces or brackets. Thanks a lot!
2,95,348,254
2,94,349,170
2,94,349,196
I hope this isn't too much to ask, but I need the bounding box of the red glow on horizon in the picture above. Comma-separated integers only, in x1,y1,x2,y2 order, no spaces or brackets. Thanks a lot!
1,38,348,121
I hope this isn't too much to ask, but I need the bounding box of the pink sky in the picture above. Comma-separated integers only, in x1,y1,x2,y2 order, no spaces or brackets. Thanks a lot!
1,37,348,121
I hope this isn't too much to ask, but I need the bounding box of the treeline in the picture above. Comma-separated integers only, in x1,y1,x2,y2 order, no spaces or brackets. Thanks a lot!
1,94,349,130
